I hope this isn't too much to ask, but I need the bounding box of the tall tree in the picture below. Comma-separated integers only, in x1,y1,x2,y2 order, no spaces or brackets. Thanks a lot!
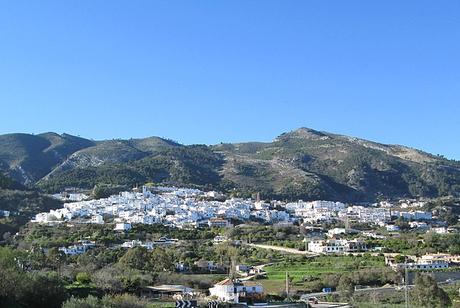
411,273,451,308
338,275,354,301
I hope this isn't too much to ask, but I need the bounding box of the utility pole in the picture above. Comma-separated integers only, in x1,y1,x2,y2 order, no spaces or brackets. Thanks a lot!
285,271,289,297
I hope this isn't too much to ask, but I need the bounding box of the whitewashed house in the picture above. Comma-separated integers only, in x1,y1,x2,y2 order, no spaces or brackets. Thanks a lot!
209,279,264,303
307,239,367,254
114,223,132,231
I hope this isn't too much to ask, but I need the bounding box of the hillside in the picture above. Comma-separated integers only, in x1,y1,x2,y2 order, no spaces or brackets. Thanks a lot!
0,133,95,184
0,173,62,236
1,129,460,202
214,128,460,201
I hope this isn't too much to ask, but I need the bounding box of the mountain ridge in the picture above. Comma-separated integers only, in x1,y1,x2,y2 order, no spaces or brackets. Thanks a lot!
0,129,459,202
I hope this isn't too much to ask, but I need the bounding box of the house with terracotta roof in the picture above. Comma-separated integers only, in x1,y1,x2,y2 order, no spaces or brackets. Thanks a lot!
209,278,263,303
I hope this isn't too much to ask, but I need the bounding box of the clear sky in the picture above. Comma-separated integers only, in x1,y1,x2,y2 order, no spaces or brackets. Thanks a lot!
0,1,459,159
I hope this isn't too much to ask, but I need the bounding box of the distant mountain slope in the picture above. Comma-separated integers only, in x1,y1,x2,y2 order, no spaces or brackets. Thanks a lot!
0,129,459,202
39,145,223,193
0,172,24,190
0,133,95,184
40,137,183,183
215,128,460,201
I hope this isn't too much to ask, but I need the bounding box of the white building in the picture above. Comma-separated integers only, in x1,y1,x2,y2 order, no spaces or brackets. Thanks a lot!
59,240,95,255
327,228,347,237
209,279,263,303
431,227,448,234
394,211,432,221
90,214,104,224
121,240,143,248
213,235,228,243
114,223,132,231
386,224,400,232
386,254,450,271
307,239,367,254
339,206,391,224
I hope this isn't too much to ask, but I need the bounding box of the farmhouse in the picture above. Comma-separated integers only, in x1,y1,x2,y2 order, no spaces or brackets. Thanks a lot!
209,278,264,303
307,239,367,254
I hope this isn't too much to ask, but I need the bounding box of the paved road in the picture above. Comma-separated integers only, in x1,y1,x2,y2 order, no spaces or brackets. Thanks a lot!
307,285,400,299
246,243,319,256
246,243,413,259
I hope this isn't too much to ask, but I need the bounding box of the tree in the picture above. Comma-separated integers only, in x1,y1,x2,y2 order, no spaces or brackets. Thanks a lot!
47,247,66,273
92,265,154,294
411,273,451,307
118,247,151,270
338,275,354,301
394,254,407,263
76,272,91,284
92,266,125,294
150,248,175,272
16,272,67,308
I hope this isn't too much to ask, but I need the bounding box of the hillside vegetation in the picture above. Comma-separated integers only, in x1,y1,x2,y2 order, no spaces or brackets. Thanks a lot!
0,129,459,202
0,173,62,236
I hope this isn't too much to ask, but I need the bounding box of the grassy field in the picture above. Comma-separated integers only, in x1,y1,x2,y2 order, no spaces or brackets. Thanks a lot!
259,255,386,294
264,255,386,281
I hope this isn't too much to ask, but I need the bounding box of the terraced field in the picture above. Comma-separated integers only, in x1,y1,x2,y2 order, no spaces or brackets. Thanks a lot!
260,255,386,293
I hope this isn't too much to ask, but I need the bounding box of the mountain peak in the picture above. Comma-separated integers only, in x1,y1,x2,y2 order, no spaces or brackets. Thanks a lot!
275,127,330,142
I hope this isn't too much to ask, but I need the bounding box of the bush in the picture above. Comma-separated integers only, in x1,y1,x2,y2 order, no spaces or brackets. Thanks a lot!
16,272,67,308
101,293,151,308
76,272,91,284
63,294,151,308
62,295,100,308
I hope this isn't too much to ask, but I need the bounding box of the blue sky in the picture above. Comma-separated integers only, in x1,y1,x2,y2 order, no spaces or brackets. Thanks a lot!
0,1,459,159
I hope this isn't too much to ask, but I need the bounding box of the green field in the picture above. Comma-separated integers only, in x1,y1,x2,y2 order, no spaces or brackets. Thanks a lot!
259,255,386,293
264,255,386,281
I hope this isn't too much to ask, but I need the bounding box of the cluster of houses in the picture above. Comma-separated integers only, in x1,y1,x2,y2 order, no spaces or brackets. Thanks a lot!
285,200,435,229
58,237,179,256
32,186,444,233
51,191,89,202
385,253,460,271
33,186,284,228
120,237,178,250
36,188,460,305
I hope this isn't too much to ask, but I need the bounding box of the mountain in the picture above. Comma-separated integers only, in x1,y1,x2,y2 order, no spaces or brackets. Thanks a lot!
0,132,95,184
213,128,460,201
42,137,181,180
0,129,459,202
